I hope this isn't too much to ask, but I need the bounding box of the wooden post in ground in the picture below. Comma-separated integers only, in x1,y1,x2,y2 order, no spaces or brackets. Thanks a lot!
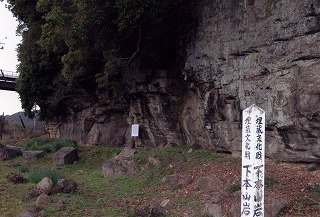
241,104,265,217
131,124,140,148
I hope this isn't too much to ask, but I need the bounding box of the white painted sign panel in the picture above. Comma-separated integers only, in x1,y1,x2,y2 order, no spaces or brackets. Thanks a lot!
131,124,139,137
241,104,265,217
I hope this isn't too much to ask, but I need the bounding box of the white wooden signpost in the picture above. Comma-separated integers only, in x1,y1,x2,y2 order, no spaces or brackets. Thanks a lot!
131,124,139,137
131,124,140,148
241,104,265,217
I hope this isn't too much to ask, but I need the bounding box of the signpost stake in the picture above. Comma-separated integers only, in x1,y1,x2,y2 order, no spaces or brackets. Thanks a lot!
131,124,140,148
241,104,265,217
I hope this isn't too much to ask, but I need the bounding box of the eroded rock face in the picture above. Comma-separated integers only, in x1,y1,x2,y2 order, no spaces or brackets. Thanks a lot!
47,0,320,162
182,0,320,162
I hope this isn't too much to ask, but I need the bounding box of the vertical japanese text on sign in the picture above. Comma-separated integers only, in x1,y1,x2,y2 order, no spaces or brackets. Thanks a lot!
241,104,265,217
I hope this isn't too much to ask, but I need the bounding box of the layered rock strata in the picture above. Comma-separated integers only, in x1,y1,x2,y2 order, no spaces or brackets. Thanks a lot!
47,0,320,162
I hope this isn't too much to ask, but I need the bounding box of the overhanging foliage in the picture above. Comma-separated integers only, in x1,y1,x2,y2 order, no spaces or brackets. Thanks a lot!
6,0,198,119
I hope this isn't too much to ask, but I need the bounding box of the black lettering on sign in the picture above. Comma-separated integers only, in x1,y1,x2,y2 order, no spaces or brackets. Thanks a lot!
242,178,252,190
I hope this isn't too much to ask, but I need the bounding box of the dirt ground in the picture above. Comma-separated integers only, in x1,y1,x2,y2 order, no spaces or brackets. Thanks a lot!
143,154,320,216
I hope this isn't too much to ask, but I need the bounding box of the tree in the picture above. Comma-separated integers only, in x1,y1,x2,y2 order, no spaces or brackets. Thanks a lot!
7,0,198,120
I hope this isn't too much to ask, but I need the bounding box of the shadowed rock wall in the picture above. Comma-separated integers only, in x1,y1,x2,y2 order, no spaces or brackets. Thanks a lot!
184,0,320,161
47,0,320,162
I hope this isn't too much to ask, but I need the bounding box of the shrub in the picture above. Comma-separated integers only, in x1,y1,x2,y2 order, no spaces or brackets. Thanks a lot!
6,162,21,168
27,167,64,185
50,139,77,152
20,138,53,152
19,166,30,173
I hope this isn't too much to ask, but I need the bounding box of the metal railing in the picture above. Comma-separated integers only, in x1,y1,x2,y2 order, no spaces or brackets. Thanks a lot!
0,69,19,78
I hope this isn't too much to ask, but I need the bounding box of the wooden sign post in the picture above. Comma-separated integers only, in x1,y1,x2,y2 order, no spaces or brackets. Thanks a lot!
241,104,265,217
131,124,140,148
131,124,139,137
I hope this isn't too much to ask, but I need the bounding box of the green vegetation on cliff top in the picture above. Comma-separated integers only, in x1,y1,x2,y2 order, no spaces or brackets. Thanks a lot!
5,0,198,119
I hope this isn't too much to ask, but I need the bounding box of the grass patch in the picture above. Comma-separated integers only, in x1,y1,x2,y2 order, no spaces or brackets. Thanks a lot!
308,184,320,194
130,146,222,173
265,176,278,187
226,183,241,193
18,165,30,173
0,145,237,216
19,138,77,152
27,167,64,185
308,164,318,172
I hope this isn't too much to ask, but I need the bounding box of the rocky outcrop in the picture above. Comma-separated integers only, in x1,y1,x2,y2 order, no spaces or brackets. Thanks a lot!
182,0,320,162
0,144,22,160
23,150,45,160
53,147,78,165
47,0,320,162
102,159,139,177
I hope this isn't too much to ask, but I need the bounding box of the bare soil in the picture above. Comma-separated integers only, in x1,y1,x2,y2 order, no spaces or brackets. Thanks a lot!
142,153,320,216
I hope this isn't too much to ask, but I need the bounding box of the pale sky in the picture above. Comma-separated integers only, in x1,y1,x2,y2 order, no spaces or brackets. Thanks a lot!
0,0,22,115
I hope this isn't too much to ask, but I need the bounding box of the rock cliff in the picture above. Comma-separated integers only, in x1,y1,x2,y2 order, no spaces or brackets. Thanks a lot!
47,0,320,162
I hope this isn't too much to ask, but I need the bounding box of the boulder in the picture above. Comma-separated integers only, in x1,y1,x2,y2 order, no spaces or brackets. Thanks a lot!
19,204,46,217
57,179,77,193
265,199,287,217
162,174,191,189
148,156,160,166
23,150,45,160
197,176,217,191
53,147,78,165
35,193,51,208
37,177,53,195
204,203,223,217
102,159,139,177
19,205,38,217
0,143,22,160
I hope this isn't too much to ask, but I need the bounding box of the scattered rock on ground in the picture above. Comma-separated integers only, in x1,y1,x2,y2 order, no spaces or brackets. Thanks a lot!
134,204,165,217
53,147,78,165
102,159,139,177
57,179,77,193
204,203,223,217
265,199,287,217
52,199,67,210
23,189,41,200
35,193,51,208
162,174,192,189
0,143,22,160
37,177,53,195
148,156,160,166
114,147,137,160
23,150,45,160
160,199,174,209
197,176,216,191
19,204,39,217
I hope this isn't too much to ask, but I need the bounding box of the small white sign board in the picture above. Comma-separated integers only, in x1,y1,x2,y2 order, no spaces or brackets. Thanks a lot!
241,104,265,217
131,124,139,137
